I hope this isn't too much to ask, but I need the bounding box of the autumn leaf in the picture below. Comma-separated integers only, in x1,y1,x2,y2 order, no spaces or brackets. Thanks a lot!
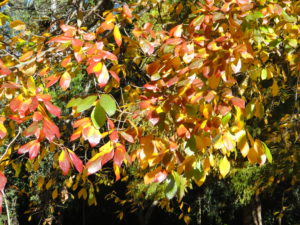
59,150,71,175
18,140,41,160
219,156,230,178
114,25,122,47
0,171,7,213
59,71,71,91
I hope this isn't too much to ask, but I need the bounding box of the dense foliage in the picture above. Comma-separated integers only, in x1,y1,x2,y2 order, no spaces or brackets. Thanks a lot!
0,0,299,224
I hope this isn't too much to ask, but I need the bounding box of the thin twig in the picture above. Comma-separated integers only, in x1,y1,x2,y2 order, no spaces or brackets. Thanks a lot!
0,127,22,164
83,0,104,22
2,191,11,225
9,47,56,70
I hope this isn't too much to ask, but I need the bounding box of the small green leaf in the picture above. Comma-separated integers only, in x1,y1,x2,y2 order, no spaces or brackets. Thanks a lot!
99,94,117,116
221,112,231,126
262,142,272,163
77,95,97,112
91,102,106,129
261,68,267,80
66,98,80,108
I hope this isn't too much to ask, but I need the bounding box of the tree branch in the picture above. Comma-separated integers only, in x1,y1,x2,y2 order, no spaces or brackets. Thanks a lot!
0,127,22,164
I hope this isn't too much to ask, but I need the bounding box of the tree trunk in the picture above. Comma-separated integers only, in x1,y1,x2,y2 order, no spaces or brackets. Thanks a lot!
243,195,263,225
196,196,202,225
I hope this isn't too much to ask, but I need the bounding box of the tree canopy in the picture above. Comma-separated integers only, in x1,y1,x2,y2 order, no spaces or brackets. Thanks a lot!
0,0,299,224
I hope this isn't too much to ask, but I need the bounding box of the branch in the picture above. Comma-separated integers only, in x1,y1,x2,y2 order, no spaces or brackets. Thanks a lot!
0,127,22,164
1,191,11,225
8,47,56,70
83,0,104,22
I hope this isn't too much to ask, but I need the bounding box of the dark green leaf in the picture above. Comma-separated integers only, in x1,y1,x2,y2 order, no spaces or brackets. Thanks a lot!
91,102,106,129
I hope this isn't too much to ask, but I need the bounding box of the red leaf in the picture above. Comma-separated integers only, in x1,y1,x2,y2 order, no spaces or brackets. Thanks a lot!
59,150,70,175
47,36,73,44
33,112,43,121
44,101,61,118
0,171,7,192
72,39,83,49
61,56,71,68
42,118,60,142
231,97,245,109
23,121,40,138
107,119,115,129
120,131,134,143
114,145,125,167
101,150,114,167
109,70,120,83
59,71,71,91
0,171,7,214
74,51,83,63
165,38,183,45
10,95,23,112
98,50,118,61
46,75,60,88
37,94,52,102
109,130,119,143
18,140,40,160
60,24,76,35
83,32,96,41
68,150,83,173
1,82,20,89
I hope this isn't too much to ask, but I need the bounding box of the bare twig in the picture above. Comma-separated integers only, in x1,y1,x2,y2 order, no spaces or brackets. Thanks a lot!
2,191,12,225
83,0,104,22
9,47,56,70
0,127,22,164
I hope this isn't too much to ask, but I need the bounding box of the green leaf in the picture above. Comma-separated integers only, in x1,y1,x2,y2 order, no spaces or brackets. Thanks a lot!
262,142,272,163
245,101,255,120
91,102,106,129
221,112,231,126
66,98,80,108
261,68,267,80
99,94,117,116
282,11,296,23
165,174,178,200
246,11,263,21
77,95,97,113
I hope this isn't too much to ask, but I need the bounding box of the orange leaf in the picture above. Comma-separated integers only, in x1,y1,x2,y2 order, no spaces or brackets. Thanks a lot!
19,51,34,62
144,167,167,184
123,4,133,18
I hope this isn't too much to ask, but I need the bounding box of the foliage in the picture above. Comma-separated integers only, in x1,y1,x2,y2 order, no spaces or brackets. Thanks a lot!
0,0,299,224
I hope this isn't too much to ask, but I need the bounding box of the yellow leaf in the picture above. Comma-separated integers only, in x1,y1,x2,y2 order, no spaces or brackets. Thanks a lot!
27,76,36,95
208,74,220,89
0,0,9,7
10,20,26,30
46,179,53,190
37,177,44,190
219,156,230,178
114,25,122,47
52,189,58,199
271,80,279,96
203,157,210,173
